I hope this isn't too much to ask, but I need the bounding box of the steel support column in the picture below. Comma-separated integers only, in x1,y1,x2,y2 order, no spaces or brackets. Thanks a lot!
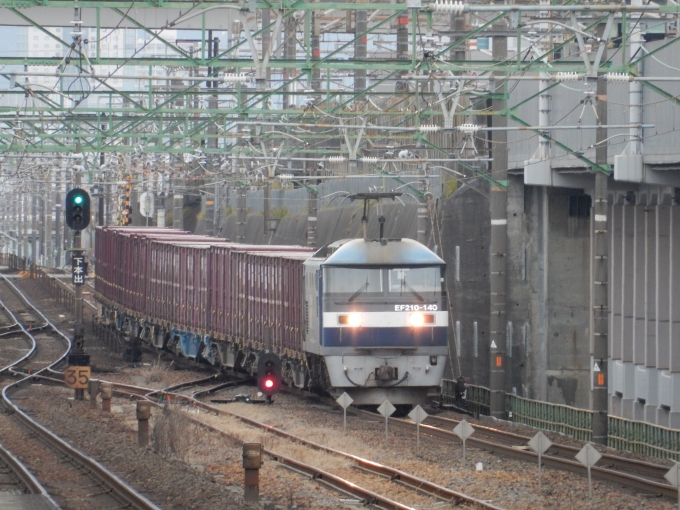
488,27,508,420
591,24,609,445
354,7,367,93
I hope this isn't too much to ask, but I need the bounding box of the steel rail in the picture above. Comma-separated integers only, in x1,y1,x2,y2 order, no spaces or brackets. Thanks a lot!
170,408,422,510
0,439,59,507
83,380,504,510
0,275,162,510
160,373,224,393
0,285,41,375
93,386,426,510
2,383,163,510
280,388,678,500
425,414,671,480
350,410,678,500
0,274,73,374
191,379,248,399
267,454,416,510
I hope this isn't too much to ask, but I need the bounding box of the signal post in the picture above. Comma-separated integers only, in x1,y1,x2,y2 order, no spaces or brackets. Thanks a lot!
64,181,91,400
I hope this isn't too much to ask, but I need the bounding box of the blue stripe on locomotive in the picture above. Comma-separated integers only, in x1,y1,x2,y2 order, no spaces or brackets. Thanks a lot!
321,326,447,347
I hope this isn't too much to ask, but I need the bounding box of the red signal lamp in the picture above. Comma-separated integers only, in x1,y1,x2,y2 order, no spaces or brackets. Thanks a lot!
264,378,275,389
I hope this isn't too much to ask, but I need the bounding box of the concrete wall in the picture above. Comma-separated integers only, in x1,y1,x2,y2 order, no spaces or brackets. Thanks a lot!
438,182,491,386
608,189,680,428
505,180,592,406
215,201,421,247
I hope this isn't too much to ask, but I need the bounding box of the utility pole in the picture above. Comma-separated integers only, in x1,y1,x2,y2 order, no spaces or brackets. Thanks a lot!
591,22,609,446
488,23,509,420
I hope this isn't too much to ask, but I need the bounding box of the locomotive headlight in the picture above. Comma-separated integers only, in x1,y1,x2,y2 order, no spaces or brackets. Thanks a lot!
409,313,435,327
338,313,363,327
409,312,425,327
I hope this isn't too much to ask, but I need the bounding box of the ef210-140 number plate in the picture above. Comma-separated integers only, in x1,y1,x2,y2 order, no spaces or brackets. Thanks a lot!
394,304,438,311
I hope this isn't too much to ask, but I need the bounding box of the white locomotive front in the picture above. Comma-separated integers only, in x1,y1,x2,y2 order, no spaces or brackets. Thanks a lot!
303,238,448,406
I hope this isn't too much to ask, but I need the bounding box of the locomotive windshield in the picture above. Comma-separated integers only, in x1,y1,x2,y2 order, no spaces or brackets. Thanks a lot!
324,266,442,301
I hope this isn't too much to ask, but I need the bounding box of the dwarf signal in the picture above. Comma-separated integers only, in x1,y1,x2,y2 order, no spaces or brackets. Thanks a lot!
257,353,281,398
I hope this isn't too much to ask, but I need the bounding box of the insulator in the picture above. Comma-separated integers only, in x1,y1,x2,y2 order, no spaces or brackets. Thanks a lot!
419,125,440,133
327,156,346,163
431,0,465,14
555,72,580,83
459,123,479,134
606,73,631,83
221,73,248,83
361,157,379,164
278,173,294,180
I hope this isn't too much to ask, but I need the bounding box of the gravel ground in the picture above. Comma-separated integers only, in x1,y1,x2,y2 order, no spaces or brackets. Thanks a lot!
17,385,367,510
189,384,676,510
0,337,29,368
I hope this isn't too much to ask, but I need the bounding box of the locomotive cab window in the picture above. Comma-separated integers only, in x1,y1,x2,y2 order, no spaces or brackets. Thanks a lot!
323,268,383,300
324,266,442,301
388,267,440,298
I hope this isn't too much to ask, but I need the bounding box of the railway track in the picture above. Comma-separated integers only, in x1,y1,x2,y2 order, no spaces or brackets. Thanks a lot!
0,440,59,509
0,274,162,510
24,264,680,506
56,378,503,510
425,414,673,481
246,382,678,500
348,409,679,500
162,373,248,398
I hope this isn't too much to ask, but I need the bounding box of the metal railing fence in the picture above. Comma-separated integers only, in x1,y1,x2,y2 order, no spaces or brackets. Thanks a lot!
441,379,680,461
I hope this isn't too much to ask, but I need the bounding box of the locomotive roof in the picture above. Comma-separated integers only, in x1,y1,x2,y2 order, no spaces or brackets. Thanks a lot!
323,238,444,266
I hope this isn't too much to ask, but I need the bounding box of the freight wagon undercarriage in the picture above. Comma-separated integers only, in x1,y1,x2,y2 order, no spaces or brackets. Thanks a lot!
94,302,444,406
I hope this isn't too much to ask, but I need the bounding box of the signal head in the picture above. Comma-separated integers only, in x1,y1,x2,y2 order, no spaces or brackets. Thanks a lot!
257,353,282,397
65,188,91,231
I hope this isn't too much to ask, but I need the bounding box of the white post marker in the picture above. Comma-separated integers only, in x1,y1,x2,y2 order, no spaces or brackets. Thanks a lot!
377,400,396,446
453,419,475,465
528,431,552,493
575,442,602,501
664,462,680,510
408,405,428,454
336,392,353,431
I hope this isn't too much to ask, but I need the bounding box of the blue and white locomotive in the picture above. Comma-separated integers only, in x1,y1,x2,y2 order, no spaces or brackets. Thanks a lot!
303,237,448,405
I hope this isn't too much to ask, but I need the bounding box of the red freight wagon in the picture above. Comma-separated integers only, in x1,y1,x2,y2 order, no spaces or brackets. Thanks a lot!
94,227,188,310
134,236,218,320
207,244,314,340
229,250,311,355
95,227,313,353
248,251,310,356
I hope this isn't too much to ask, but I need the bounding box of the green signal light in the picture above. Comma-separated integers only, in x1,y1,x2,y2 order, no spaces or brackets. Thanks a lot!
74,195,84,205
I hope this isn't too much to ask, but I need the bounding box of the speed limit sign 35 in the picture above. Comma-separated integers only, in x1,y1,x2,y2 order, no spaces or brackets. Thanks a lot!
64,366,91,389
